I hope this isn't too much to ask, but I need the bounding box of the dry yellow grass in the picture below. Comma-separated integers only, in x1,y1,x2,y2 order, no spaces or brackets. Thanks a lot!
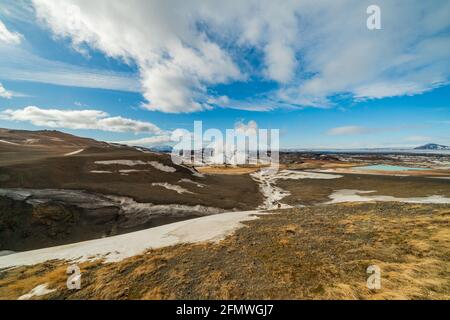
196,165,266,175
0,202,448,300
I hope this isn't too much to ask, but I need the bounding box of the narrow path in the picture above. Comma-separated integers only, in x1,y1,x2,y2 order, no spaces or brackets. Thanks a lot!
251,168,343,209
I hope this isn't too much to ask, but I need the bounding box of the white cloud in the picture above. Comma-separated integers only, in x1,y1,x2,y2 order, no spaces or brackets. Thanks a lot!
32,0,242,113
276,1,450,107
29,0,450,112
114,135,172,147
327,126,376,136
0,43,140,92
0,83,13,99
74,101,87,107
0,106,163,134
118,120,261,148
354,82,432,100
326,124,430,136
234,120,258,135
0,19,22,44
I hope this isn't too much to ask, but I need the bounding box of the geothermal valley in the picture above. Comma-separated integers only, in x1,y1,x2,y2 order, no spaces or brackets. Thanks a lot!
0,128,449,300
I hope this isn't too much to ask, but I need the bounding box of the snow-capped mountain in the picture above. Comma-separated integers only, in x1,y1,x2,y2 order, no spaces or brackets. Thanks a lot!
414,143,450,150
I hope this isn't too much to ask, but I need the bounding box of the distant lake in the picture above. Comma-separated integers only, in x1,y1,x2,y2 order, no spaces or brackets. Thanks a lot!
354,164,431,171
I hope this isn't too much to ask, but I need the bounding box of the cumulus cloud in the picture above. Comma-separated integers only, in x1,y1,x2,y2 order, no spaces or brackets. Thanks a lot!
0,19,22,44
32,0,242,113
114,135,172,147
30,0,450,112
0,83,13,99
235,120,258,135
0,106,163,134
118,120,262,148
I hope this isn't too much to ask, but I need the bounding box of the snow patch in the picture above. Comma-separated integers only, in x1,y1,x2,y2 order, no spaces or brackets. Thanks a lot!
275,170,343,180
109,196,222,223
90,170,112,174
95,160,147,166
327,189,450,204
0,188,222,219
148,161,176,173
181,165,204,178
151,183,193,194
64,149,84,156
0,139,20,145
18,284,56,300
0,250,14,257
0,210,266,268
119,169,145,173
94,159,176,173
178,178,205,188
251,169,342,209
251,170,291,210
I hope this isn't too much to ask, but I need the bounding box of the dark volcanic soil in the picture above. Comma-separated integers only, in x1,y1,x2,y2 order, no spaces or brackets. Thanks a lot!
0,195,119,251
277,173,450,206
0,128,262,210
0,193,204,251
0,148,262,210
0,129,263,251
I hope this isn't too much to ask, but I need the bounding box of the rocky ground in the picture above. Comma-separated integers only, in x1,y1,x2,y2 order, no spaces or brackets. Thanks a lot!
0,129,262,250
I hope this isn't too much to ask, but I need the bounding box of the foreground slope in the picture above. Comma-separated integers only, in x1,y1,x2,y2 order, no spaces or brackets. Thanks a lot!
0,202,448,300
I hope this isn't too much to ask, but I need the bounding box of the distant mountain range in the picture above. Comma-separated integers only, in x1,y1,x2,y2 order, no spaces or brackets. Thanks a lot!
414,143,450,150
149,145,173,153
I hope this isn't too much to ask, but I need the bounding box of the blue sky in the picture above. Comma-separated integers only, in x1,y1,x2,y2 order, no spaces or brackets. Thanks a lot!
0,0,449,148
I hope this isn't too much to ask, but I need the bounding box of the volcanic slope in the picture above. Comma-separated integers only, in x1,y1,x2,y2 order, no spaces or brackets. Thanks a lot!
0,129,262,250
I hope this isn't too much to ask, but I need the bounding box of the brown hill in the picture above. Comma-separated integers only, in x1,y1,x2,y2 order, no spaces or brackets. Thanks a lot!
0,128,262,250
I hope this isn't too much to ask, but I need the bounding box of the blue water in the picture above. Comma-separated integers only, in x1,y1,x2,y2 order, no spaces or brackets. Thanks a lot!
354,164,431,171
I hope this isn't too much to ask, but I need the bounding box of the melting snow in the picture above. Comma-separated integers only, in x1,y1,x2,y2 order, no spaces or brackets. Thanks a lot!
0,139,20,145
64,149,84,156
251,169,343,209
0,188,220,216
151,183,193,194
95,160,148,166
18,284,56,300
119,169,145,173
180,165,205,178
148,161,176,172
178,178,205,188
0,210,266,268
0,250,14,257
109,195,222,219
94,159,177,173
327,189,450,204
274,170,342,180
